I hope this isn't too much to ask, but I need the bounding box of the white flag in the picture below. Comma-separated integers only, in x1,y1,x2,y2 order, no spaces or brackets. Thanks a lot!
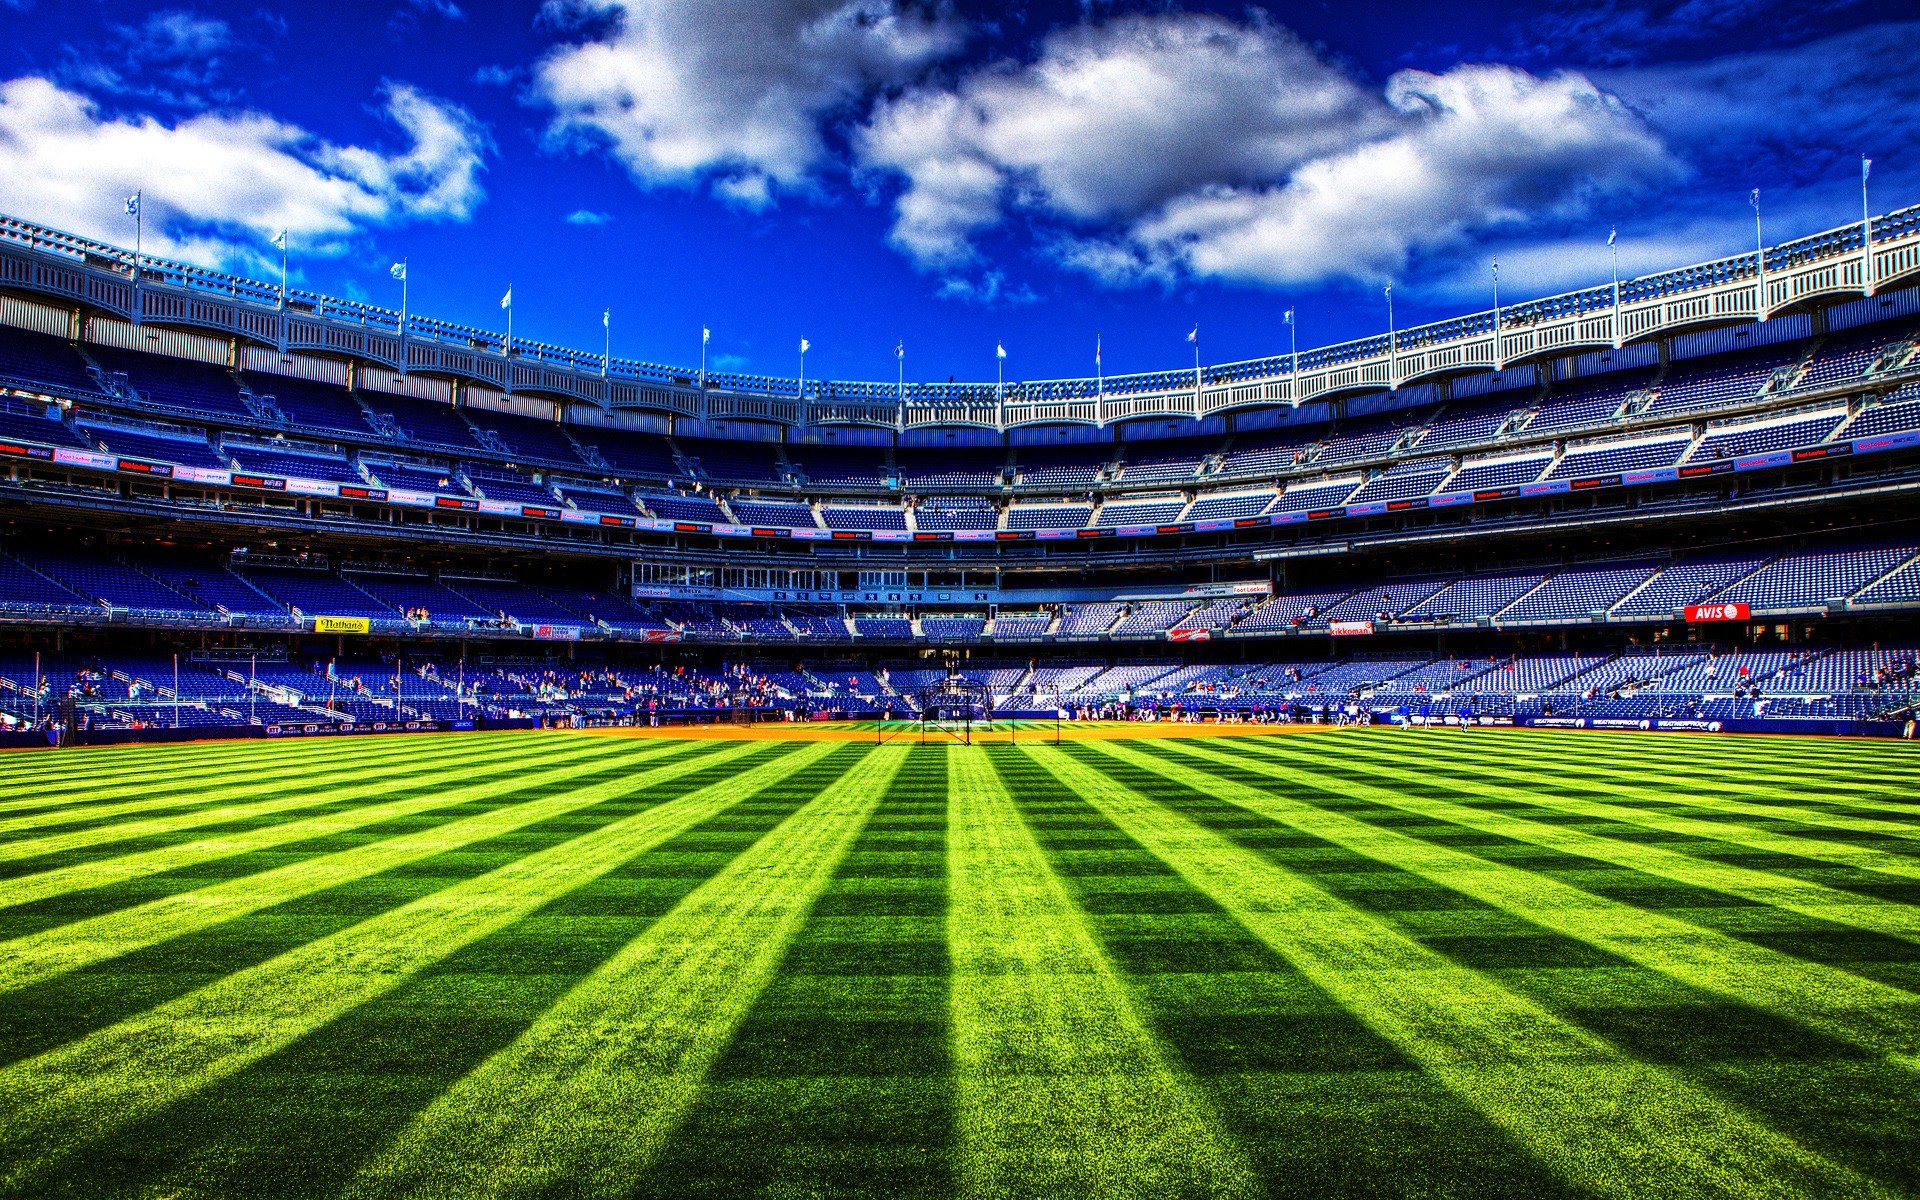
124,192,140,217
1750,188,1760,210
390,261,406,281
1607,226,1617,247
1095,336,1101,364
272,229,288,249
1862,156,1872,181
799,338,810,354
1284,308,1294,324
702,327,711,344
895,341,904,360
1490,258,1498,282
500,286,512,309
996,343,1006,360
1186,326,1197,344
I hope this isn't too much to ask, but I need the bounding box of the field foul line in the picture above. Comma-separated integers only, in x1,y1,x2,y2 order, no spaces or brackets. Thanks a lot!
1022,745,1888,1200
0,740,767,995
0,737,577,865
0,738,679,915
949,745,1258,1200
1103,739,1920,1067
1206,739,1920,934
343,745,905,1200
0,739,845,1194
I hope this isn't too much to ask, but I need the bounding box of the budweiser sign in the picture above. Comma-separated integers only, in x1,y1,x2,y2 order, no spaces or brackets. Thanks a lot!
1684,603,1750,622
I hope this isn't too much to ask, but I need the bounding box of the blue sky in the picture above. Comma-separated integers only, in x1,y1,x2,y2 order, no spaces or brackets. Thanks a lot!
0,0,1912,387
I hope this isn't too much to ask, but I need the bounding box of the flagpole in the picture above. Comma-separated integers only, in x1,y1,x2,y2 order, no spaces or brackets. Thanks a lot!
798,339,806,399
279,234,288,309
1609,227,1622,347
1861,155,1874,295
1490,260,1502,369
1751,189,1766,319
603,310,611,378
1384,283,1396,387
1193,327,1201,406
1095,337,1103,401
1286,309,1299,401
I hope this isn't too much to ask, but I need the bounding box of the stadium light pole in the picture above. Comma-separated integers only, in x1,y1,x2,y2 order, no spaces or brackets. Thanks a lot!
1861,155,1875,295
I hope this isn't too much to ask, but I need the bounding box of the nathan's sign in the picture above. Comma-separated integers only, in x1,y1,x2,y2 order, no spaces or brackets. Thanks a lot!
313,615,373,634
1684,603,1750,622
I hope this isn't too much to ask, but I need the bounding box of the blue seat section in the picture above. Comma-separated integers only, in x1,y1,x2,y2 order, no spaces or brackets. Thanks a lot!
789,444,888,486
730,499,816,527
576,426,681,480
0,398,87,447
87,346,251,418
682,437,783,483
0,326,103,395
225,447,363,484
32,552,211,617
241,373,373,435
79,422,229,468
1186,492,1273,520
1544,434,1689,479
463,407,590,465
641,493,727,522
1709,545,1918,610
1344,457,1452,504
1689,410,1846,460
361,391,482,451
1610,554,1770,617
1652,346,1798,413
236,567,405,628
821,505,907,530
1444,455,1551,492
1015,443,1111,487
466,470,558,506
1006,504,1090,530
0,553,93,615
1498,565,1660,622
1099,497,1187,525
896,447,1003,488
1117,438,1216,483
914,499,997,530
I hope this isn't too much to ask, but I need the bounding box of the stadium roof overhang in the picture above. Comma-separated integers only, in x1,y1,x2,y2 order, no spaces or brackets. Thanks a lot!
1,203,1915,436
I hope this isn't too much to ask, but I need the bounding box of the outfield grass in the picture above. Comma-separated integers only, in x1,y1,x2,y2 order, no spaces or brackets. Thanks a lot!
2,727,1918,1198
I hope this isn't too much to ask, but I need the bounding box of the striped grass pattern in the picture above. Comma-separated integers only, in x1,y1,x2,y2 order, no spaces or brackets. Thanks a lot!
0,728,1916,1199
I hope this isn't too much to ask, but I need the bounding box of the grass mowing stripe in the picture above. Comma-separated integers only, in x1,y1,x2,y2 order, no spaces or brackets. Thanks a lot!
40,745,868,1200
0,739,842,1198
627,746,953,1200
1481,731,1920,792
946,745,1257,1200
982,746,1582,1199
1276,737,1920,870
1068,743,1920,1193
0,741,759,995
0,737,520,834
0,738,562,865
1301,734,1920,836
1020,743,1884,1200
1,733,543,810
1103,739,1920,1067
1211,737,1920,939
0,743,764,1075
0,735,463,799
346,745,905,1200
0,738,674,914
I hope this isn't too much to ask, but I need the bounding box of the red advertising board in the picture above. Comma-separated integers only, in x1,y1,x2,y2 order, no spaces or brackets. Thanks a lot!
1684,603,1751,622
1328,619,1375,637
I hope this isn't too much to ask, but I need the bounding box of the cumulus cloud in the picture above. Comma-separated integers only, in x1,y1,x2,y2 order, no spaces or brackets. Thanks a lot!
859,15,1676,288
531,0,963,202
0,76,489,268
564,208,612,224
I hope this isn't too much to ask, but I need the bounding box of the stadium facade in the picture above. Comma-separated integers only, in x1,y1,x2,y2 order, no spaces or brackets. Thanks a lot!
1,207,1917,740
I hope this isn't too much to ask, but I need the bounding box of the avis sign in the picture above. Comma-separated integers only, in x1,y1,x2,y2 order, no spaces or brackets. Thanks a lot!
1684,603,1751,622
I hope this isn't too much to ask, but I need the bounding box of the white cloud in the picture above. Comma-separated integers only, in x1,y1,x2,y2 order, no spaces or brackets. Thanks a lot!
0,76,489,269
532,0,963,202
857,14,1676,288
564,208,612,224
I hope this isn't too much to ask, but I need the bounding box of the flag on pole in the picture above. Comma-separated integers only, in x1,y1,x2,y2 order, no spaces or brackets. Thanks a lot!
1862,156,1872,181
1095,336,1101,365
1607,226,1617,247
124,192,141,217
1490,259,1498,282
703,327,711,344
1283,309,1294,325
1750,188,1760,210
1186,326,1197,343
896,341,904,360
500,286,512,309
996,343,1006,360
799,338,810,354
603,308,611,328
390,261,406,281
272,229,288,249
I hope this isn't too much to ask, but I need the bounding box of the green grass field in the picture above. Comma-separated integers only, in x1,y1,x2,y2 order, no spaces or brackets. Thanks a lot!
2,727,1918,1199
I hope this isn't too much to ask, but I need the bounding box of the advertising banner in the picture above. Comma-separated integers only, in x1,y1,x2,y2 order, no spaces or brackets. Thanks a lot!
1684,603,1751,622
313,615,372,634
1328,620,1375,637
